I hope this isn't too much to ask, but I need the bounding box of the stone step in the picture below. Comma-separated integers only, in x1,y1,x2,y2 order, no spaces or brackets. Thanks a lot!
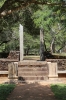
18,76,48,81
18,80,46,83
0,71,8,77
0,71,8,74
18,71,48,76
18,61,48,82
18,61,47,66
18,67,48,71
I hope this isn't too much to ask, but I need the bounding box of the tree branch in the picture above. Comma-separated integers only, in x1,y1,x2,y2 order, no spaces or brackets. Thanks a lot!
57,42,66,52
0,40,10,46
0,0,66,17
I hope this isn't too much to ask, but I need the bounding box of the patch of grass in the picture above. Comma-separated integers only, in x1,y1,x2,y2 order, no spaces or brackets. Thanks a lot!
53,53,66,57
52,53,66,59
0,84,16,100
51,84,66,100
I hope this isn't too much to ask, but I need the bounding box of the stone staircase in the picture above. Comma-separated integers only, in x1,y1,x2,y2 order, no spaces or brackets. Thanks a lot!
18,61,49,82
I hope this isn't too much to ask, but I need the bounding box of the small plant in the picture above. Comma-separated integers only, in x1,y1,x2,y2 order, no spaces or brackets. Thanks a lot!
51,84,66,100
0,84,16,100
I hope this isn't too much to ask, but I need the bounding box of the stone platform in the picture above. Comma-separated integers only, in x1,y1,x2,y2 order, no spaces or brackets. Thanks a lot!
18,61,48,82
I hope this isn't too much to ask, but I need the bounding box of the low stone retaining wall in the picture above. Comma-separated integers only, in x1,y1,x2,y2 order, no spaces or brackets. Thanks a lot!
7,61,60,82
46,59,66,71
7,51,19,60
47,59,66,78
0,59,18,71
0,59,66,82
0,59,66,72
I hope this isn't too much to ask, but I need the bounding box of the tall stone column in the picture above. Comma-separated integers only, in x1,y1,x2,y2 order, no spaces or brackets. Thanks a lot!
40,28,45,61
19,24,23,61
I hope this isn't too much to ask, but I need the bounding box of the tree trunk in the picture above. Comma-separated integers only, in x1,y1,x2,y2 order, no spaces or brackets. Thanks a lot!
40,28,45,61
24,48,30,55
50,38,55,53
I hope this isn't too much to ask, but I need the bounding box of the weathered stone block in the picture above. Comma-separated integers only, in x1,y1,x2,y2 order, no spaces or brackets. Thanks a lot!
8,62,18,79
48,62,58,80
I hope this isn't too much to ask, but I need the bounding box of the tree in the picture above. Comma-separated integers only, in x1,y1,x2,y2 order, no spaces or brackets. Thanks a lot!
32,5,54,60
49,4,66,53
32,4,66,54
0,0,66,59
0,4,40,54
24,32,40,55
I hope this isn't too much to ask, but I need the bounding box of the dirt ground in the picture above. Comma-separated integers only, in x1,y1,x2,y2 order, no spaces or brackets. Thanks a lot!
7,83,57,100
0,77,66,100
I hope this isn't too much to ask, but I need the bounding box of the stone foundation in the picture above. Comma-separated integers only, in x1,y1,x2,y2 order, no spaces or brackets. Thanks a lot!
0,59,18,71
7,51,19,60
18,61,48,82
0,59,66,82
46,59,66,71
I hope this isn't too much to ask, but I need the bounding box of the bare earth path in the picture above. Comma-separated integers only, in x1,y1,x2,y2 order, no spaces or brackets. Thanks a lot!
0,77,66,100
7,83,56,100
0,78,66,100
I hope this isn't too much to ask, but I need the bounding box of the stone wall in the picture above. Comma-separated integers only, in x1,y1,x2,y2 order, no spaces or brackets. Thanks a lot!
0,58,66,71
0,59,18,71
7,51,19,60
0,51,19,71
46,59,66,71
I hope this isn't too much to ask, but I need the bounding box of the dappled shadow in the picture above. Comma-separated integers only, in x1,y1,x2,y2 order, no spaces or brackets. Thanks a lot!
7,83,56,100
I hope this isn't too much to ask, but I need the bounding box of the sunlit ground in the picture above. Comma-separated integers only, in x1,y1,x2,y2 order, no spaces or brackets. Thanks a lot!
23,53,66,60
52,53,66,56
24,55,40,60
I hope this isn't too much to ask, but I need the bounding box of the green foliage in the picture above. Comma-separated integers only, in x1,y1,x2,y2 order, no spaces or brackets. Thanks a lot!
51,84,66,100
19,6,39,35
24,32,40,55
0,4,40,53
0,84,16,100
0,1,66,54
4,27,19,52
32,6,53,29
0,0,5,8
32,4,66,53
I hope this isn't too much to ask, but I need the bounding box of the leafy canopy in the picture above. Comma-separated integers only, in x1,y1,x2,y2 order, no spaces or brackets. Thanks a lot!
0,0,66,17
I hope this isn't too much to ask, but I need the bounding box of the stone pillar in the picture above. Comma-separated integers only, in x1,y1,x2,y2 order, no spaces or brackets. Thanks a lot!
48,62,58,80
40,28,45,61
19,24,23,61
8,62,18,83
